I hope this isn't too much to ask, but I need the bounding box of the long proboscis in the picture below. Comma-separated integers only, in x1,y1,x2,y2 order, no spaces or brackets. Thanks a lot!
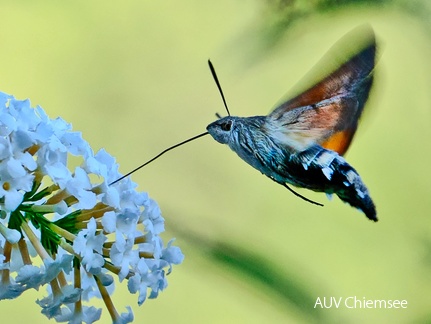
109,131,209,186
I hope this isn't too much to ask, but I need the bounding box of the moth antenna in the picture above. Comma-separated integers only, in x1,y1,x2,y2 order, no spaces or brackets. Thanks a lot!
208,59,231,116
109,131,209,186
270,177,323,207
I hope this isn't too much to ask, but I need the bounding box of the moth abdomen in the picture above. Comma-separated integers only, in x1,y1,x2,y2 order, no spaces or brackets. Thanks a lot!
331,160,377,222
282,146,377,221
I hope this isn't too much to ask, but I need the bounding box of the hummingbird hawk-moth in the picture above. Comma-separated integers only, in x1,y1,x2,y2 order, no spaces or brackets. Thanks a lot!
206,26,377,221
112,25,377,222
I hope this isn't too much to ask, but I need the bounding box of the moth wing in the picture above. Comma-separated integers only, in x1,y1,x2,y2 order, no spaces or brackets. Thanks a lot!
268,25,376,156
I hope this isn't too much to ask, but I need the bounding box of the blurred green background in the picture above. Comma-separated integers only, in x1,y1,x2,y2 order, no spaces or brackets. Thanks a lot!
0,0,430,323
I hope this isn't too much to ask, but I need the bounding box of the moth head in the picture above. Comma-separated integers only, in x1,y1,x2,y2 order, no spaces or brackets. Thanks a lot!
206,117,235,144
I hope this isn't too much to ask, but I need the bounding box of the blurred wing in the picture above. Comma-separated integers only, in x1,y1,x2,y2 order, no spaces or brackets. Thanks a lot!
268,26,376,155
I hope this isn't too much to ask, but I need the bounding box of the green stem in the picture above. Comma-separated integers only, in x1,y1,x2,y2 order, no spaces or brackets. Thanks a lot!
21,221,51,260
50,223,76,243
95,275,120,322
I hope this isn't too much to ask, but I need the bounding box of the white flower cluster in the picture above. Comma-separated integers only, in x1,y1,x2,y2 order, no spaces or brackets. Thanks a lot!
0,93,184,323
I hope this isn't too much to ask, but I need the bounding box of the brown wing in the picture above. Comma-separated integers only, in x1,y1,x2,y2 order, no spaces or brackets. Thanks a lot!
268,26,376,155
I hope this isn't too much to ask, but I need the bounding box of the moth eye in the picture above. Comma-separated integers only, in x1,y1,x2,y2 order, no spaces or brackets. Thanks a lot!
220,120,232,131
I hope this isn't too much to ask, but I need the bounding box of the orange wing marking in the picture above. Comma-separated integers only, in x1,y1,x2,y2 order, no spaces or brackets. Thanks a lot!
321,129,356,156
